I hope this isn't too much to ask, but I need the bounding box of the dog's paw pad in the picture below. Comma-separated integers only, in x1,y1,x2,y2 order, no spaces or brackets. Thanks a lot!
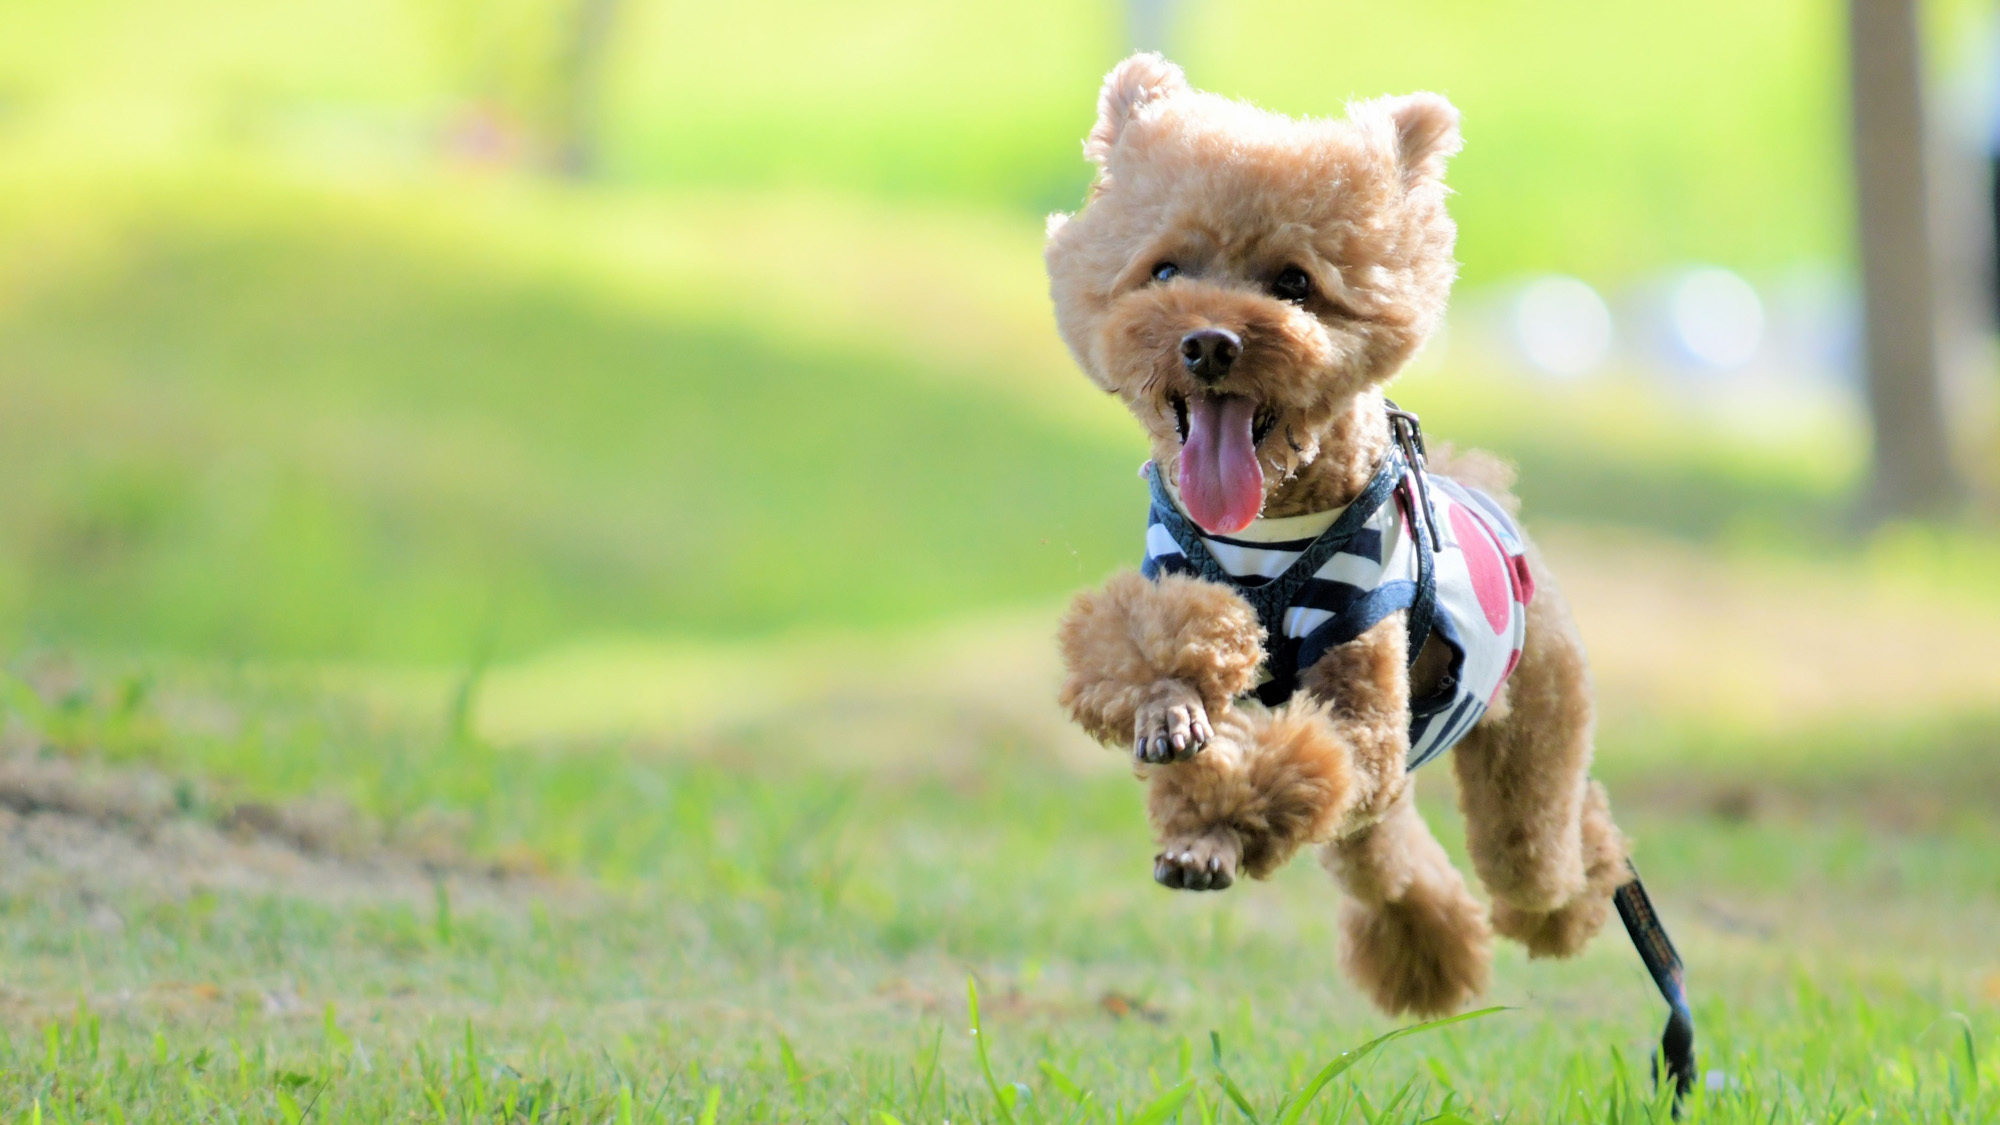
1153,830,1240,892
1132,685,1213,764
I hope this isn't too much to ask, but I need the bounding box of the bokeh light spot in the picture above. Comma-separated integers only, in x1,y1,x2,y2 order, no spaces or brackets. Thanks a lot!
1512,275,1613,377
1670,266,1764,370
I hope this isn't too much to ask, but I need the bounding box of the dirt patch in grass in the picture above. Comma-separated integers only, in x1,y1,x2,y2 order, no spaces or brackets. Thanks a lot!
0,751,559,910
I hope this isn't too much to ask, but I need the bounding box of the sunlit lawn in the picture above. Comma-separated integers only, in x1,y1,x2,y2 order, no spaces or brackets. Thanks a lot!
2,653,1997,1122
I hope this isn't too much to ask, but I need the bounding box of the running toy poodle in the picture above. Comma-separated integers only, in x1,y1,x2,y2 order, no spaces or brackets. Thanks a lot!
1047,54,1633,1018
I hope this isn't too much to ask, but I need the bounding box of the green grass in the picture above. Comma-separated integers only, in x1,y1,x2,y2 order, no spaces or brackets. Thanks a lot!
2,656,1997,1122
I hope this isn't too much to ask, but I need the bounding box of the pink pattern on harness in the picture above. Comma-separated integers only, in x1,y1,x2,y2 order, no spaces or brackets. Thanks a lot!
1451,504,1512,635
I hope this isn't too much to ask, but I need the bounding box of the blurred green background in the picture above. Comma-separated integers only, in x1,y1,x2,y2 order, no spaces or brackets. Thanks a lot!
0,0,1991,662
2,0,2000,1120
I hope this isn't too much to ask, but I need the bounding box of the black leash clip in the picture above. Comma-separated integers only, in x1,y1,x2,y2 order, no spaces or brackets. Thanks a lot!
1384,401,1443,553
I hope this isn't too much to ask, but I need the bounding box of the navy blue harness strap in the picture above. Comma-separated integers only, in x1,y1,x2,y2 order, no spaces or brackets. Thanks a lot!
1144,446,1431,702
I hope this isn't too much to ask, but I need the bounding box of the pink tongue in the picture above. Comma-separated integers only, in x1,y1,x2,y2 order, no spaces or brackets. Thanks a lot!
1178,394,1263,534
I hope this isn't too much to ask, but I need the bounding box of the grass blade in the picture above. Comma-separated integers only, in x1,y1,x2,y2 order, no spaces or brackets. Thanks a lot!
1274,1007,1508,1125
1374,1073,1418,1119
1039,1059,1087,1105
1949,1012,1980,1098
1208,1031,1261,1124
913,1024,944,1117
967,976,1019,1125
1128,1077,1198,1125
778,1034,808,1103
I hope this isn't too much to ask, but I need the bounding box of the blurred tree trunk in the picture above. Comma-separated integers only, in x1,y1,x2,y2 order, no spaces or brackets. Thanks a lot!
550,0,621,178
1848,0,1964,517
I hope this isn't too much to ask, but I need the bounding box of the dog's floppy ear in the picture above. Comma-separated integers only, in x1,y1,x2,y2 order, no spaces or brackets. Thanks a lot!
1085,52,1187,165
1373,92,1461,187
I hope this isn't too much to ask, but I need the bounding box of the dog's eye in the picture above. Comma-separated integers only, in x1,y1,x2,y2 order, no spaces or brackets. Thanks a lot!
1272,266,1312,304
1151,262,1180,283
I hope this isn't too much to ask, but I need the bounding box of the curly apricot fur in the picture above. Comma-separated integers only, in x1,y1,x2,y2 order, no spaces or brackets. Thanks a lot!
1056,571,1264,746
1045,53,1636,1019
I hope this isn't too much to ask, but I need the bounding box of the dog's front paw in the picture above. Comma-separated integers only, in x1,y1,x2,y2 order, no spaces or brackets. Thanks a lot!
1132,682,1215,764
1153,827,1241,891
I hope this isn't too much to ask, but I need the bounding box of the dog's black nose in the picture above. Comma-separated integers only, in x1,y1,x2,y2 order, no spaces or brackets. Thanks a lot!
1180,328,1240,383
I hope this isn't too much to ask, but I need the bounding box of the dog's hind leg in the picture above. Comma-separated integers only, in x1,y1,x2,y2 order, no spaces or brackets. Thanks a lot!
1451,550,1629,957
1320,785,1491,1016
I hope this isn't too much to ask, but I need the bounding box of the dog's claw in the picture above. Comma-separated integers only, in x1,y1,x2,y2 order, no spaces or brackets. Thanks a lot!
1205,855,1233,890
1152,831,1240,893
1183,852,1212,890
1133,686,1213,764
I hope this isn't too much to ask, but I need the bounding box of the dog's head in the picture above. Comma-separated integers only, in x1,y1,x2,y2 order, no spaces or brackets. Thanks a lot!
1046,54,1461,534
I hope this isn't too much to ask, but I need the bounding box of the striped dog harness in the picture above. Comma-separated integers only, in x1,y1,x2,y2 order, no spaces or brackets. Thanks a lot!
1139,413,1533,770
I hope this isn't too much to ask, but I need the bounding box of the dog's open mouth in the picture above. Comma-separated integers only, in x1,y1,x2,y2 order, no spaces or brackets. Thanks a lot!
1170,393,1272,534
1172,396,1277,447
